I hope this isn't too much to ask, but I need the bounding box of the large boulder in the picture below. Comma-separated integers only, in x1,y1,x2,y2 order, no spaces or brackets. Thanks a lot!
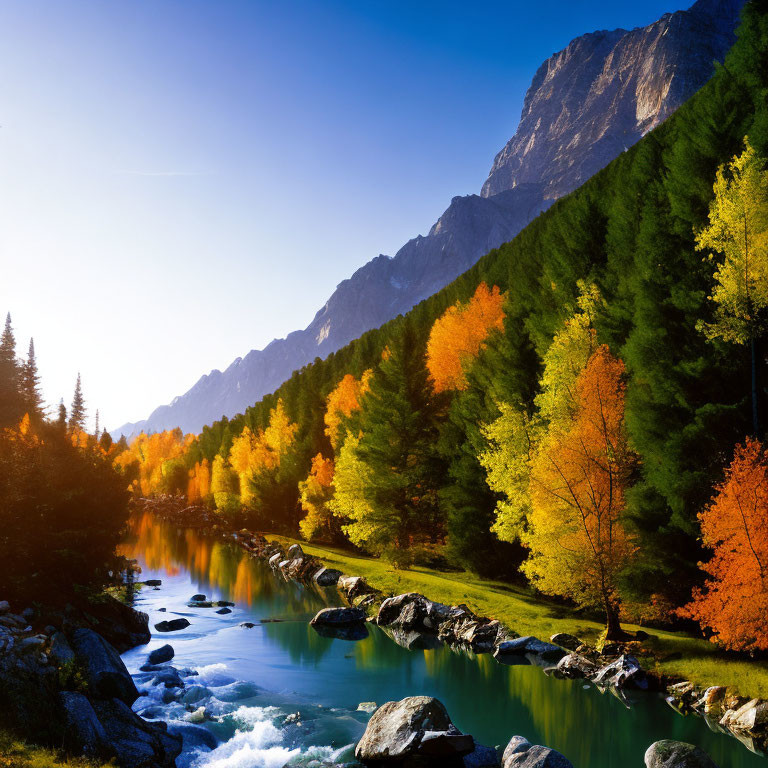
494,637,565,663
69,628,138,705
287,543,304,559
502,737,573,768
49,631,76,665
310,607,367,627
464,743,501,767
720,698,768,732
92,697,182,768
355,696,473,765
644,740,719,768
314,567,343,586
338,575,378,603
59,691,110,758
154,618,190,633
552,653,598,680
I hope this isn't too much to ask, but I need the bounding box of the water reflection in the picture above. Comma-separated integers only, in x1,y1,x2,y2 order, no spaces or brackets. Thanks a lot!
121,513,766,768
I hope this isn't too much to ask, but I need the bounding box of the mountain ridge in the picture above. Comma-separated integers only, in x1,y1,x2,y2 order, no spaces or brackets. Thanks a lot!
113,0,744,438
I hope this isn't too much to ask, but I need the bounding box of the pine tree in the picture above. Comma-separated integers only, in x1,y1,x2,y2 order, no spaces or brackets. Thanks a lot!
94,409,100,439
57,399,67,430
99,429,113,452
69,373,86,432
0,312,21,426
20,338,42,418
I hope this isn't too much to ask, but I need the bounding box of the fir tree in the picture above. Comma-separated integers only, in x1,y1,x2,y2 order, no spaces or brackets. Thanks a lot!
69,373,86,432
94,409,100,439
0,313,21,427
57,399,67,430
20,338,42,418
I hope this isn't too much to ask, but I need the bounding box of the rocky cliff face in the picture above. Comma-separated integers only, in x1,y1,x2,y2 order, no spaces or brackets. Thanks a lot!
113,0,743,438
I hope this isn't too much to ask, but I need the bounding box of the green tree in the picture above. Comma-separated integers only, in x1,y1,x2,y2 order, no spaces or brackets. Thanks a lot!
68,373,86,432
0,312,20,427
20,338,43,419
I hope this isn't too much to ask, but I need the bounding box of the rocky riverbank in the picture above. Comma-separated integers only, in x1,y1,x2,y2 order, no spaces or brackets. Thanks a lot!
0,594,181,768
136,496,768,762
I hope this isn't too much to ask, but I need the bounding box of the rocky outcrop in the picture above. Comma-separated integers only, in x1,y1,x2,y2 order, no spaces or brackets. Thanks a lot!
69,628,139,705
113,0,743,441
644,740,719,768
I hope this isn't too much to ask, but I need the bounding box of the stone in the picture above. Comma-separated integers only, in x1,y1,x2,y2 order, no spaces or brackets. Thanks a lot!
69,628,139,705
313,567,343,586
699,686,727,716
502,736,573,768
310,607,367,627
268,553,283,568
215,600,235,607
152,669,184,689
337,575,376,602
550,633,582,652
49,631,75,665
215,607,232,614
240,622,256,629
190,594,206,602
721,698,768,732
154,618,190,633
419,728,475,757
0,600,10,614
494,637,565,662
591,655,647,690
187,601,213,608
185,706,207,724
287,543,304,559
553,653,598,680
644,740,719,768
59,691,109,758
354,696,461,762
148,644,174,665
168,721,218,751
145,579,162,587
464,743,501,768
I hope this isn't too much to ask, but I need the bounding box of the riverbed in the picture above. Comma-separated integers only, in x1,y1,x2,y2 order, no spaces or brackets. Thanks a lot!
119,512,766,768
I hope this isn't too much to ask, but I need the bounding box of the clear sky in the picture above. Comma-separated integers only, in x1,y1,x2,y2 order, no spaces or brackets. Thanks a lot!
0,0,687,431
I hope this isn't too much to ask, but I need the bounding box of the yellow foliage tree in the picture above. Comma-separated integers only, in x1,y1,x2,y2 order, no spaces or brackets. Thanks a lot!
113,429,194,496
211,454,238,512
426,282,506,392
696,138,768,435
187,459,211,503
298,453,335,540
324,371,372,450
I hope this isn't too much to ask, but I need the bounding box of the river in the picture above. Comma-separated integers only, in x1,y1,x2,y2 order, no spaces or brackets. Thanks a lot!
119,512,765,768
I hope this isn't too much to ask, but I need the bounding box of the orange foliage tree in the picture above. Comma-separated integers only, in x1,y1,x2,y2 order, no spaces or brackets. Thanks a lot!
426,282,506,392
324,370,372,450
187,459,211,503
679,438,768,651
525,345,635,639
298,453,336,540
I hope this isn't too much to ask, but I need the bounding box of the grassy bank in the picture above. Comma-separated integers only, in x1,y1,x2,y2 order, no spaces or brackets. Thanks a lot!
0,730,113,768
272,536,768,699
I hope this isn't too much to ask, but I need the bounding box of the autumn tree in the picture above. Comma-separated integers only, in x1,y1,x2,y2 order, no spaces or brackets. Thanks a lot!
68,373,86,432
298,453,336,540
426,282,506,392
525,345,635,639
696,139,768,436
324,370,372,450
679,438,768,651
187,459,211,503
211,454,239,512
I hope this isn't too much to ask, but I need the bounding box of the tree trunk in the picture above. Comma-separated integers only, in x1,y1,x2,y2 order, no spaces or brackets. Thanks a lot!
752,335,763,440
604,594,624,641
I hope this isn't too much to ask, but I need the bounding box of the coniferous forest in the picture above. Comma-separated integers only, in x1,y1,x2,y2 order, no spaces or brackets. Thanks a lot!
112,3,768,647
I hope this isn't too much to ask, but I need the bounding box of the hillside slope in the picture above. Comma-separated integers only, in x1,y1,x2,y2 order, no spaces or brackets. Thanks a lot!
114,0,744,437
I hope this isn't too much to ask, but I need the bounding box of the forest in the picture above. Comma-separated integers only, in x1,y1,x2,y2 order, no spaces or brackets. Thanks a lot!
114,3,768,646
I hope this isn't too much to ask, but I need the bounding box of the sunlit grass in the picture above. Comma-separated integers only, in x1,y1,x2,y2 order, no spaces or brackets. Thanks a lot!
273,536,768,699
0,730,113,768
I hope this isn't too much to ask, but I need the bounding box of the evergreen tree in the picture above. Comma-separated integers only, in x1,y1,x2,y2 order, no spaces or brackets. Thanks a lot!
56,400,67,430
20,338,43,419
99,428,113,452
94,409,100,439
0,312,20,427
68,373,86,432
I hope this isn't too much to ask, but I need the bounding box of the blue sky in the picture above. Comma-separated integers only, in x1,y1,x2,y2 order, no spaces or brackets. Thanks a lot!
0,0,688,430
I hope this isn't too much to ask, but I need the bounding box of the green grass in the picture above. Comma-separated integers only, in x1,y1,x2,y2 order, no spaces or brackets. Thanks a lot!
273,536,768,699
0,730,113,768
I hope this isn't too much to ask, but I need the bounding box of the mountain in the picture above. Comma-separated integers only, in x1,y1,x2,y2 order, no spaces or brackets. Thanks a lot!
113,0,744,439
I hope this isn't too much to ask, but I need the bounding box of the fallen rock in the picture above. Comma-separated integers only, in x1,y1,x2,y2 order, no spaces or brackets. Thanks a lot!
552,653,598,680
502,736,573,768
69,628,138,705
720,698,768,732
59,691,110,758
592,655,647,690
494,637,565,662
644,740,719,768
338,575,377,602
154,618,190,633
310,607,367,627
148,644,174,665
355,696,472,764
190,594,206,602
216,607,232,615
314,567,343,586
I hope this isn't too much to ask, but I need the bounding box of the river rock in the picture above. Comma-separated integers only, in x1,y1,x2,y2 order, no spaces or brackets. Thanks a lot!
49,631,76,665
287,543,304,559
168,721,218,751
69,628,138,705
314,567,343,586
338,575,377,602
553,653,598,680
148,644,174,665
644,740,719,768
464,743,502,767
59,691,110,758
187,600,213,608
216,607,232,614
0,600,10,614
310,607,367,627
720,698,768,731
91,697,182,768
355,696,472,764
215,601,235,607
592,655,647,690
502,736,573,768
190,594,206,602
152,669,185,689
494,637,565,662
145,580,162,587
155,618,190,633
550,633,582,652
